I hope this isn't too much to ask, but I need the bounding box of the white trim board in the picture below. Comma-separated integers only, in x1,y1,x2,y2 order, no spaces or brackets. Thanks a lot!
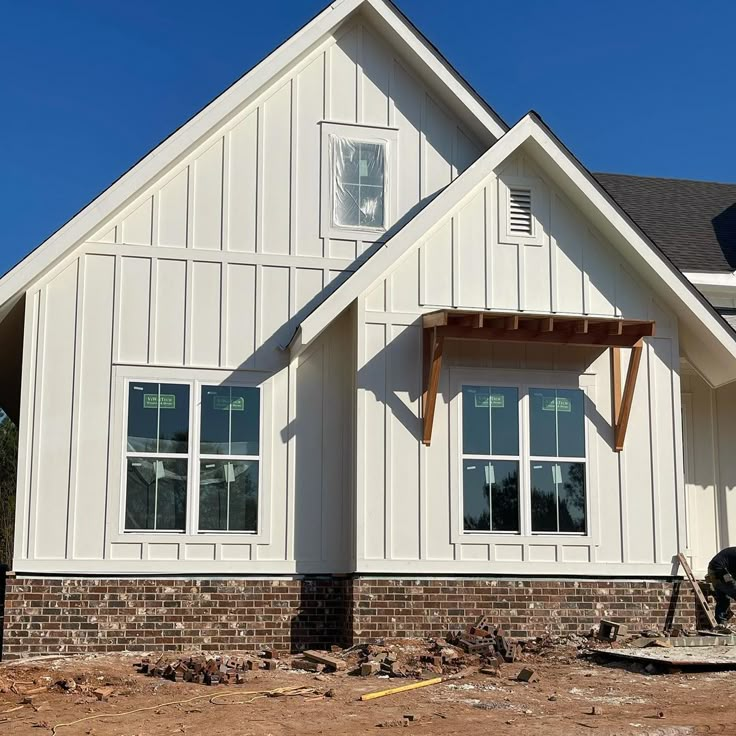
0,0,506,318
290,113,736,387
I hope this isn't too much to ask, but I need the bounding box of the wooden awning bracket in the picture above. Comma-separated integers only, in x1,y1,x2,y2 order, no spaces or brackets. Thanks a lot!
611,341,643,452
420,309,654,448
422,327,444,445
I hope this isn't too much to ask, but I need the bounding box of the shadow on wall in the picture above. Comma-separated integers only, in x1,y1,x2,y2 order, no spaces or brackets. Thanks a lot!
713,203,736,269
290,577,353,651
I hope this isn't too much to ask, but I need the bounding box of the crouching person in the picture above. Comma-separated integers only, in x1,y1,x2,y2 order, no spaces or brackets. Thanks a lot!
707,547,736,626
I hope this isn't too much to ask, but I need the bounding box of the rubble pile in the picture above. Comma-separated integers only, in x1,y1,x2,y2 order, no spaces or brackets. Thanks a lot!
136,652,276,684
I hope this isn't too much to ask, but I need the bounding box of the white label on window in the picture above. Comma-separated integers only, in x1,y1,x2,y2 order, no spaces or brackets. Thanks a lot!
224,462,236,483
485,464,495,486
155,460,165,480
551,464,562,484
359,159,368,177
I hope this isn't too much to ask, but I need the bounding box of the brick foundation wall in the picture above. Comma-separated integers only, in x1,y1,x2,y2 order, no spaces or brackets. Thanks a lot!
352,578,700,639
2,575,700,659
2,577,352,660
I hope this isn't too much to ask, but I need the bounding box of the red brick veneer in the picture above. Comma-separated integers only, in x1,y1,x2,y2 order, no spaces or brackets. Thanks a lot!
350,578,699,639
2,576,699,659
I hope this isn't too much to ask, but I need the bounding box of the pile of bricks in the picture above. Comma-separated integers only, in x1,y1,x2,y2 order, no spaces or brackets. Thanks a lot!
450,616,521,664
137,651,278,685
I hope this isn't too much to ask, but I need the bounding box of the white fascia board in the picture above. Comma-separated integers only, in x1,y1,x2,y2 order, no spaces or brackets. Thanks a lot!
294,113,736,383
363,0,507,140
0,0,508,312
684,272,736,288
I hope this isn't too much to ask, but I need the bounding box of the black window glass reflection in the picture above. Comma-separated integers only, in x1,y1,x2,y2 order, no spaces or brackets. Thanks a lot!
200,386,260,456
125,457,187,531
529,388,585,458
463,460,519,532
198,460,258,532
462,386,518,456
531,461,586,533
127,383,190,454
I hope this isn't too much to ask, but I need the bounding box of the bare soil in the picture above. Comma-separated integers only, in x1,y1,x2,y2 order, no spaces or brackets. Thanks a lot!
0,642,731,736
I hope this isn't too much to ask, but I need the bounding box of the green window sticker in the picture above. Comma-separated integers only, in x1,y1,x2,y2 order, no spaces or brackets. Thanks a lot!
213,395,245,411
143,393,176,409
542,396,571,413
474,393,505,409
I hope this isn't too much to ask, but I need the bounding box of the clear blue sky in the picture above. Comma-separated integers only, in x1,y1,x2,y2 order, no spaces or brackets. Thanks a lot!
1,0,735,275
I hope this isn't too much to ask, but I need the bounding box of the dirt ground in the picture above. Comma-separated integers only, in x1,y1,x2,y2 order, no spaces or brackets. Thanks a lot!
0,643,732,736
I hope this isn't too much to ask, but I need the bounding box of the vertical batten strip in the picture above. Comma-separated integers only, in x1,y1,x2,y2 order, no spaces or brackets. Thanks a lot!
289,77,298,257
356,23,364,124
255,107,264,254
66,257,85,559
221,131,231,252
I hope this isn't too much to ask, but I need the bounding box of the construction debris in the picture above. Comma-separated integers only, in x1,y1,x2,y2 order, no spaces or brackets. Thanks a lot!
516,668,539,683
449,616,520,664
135,654,267,684
597,620,628,642
302,650,347,672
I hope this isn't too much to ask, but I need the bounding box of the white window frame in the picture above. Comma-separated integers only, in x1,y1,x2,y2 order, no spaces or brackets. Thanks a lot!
123,379,194,533
320,121,398,242
449,367,598,545
460,386,522,534
108,366,272,545
197,384,261,534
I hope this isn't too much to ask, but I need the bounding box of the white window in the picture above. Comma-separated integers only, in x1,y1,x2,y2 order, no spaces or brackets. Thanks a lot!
460,383,587,535
332,137,386,230
320,122,398,241
123,380,261,534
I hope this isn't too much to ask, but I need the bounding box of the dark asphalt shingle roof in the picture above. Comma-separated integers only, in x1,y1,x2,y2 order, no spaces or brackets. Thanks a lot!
594,173,736,273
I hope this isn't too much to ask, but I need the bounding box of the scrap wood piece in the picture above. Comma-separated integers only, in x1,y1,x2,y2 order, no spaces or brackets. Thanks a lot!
676,553,717,629
302,650,347,671
360,677,444,701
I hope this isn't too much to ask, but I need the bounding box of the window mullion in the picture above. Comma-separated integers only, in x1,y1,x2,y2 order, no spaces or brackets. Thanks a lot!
189,381,199,536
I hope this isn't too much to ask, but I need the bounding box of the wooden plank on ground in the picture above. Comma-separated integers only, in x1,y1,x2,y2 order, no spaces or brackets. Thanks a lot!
302,650,346,671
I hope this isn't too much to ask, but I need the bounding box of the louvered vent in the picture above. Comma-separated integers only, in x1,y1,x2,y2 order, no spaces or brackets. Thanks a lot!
509,187,533,235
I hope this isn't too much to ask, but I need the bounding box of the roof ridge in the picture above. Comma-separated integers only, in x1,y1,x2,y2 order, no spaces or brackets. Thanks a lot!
595,171,736,188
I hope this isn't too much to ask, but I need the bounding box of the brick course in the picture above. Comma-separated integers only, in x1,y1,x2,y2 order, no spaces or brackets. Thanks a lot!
2,576,699,659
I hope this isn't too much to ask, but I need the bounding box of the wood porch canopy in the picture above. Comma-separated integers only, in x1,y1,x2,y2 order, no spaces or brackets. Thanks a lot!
421,310,655,451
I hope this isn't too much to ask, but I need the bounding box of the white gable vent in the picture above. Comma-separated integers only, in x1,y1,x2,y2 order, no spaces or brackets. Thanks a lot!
508,187,533,235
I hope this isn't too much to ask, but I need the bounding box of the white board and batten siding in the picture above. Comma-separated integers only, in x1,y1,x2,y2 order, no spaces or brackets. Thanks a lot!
356,150,686,576
12,14,486,574
681,369,736,574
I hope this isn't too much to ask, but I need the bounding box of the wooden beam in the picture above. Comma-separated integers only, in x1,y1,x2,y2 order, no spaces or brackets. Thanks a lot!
504,315,519,330
473,313,484,328
435,325,648,349
422,311,448,329
608,321,624,336
422,329,444,446
614,341,643,451
539,317,554,332
611,346,622,428
574,319,589,334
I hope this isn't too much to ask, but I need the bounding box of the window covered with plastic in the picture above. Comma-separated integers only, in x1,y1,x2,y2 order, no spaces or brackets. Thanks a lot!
332,136,386,230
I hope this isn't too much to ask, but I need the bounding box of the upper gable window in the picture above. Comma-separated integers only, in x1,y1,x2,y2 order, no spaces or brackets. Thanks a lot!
332,137,386,230
320,122,397,241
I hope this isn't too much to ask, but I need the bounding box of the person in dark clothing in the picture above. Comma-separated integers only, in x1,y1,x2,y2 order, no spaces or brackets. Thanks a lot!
707,547,736,624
